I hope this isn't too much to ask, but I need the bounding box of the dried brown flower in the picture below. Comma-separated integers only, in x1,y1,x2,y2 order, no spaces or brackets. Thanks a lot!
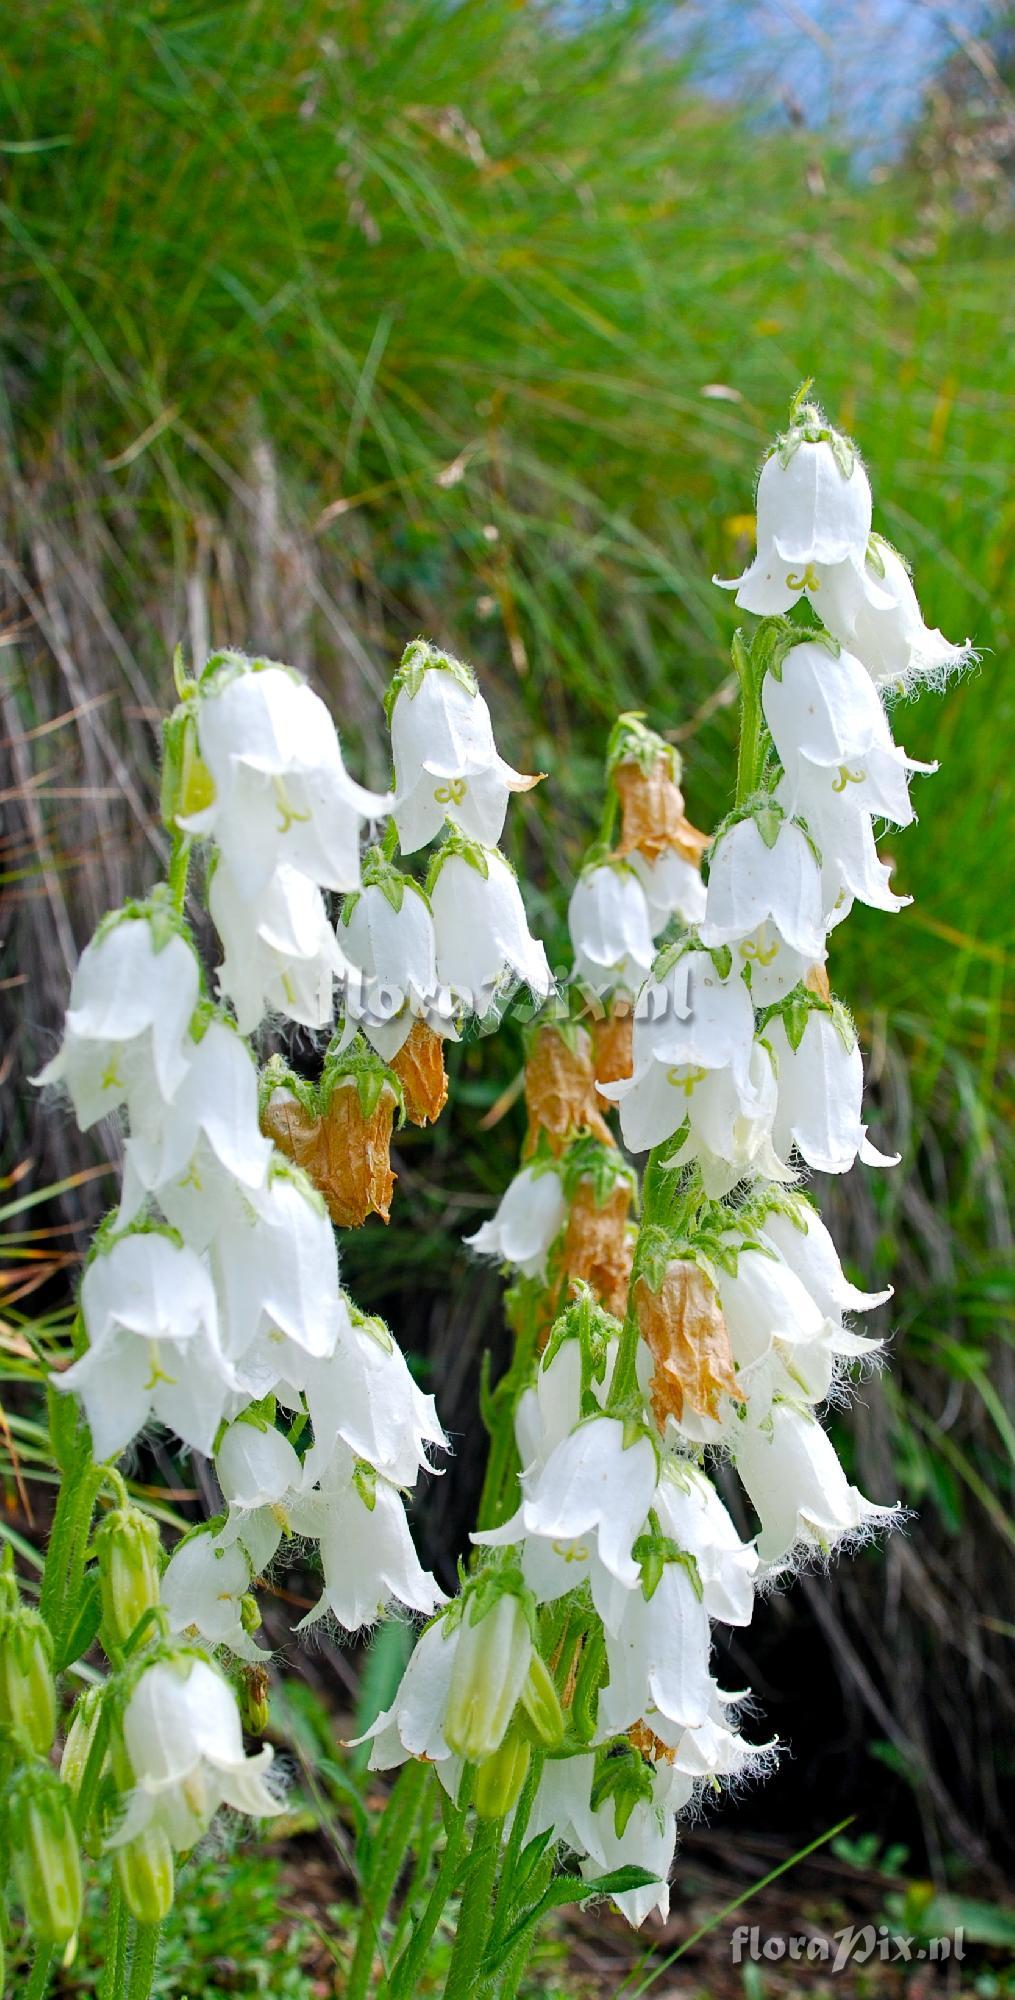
805,961,832,1003
634,1262,743,1430
591,1002,634,1107
560,1178,634,1318
523,1025,613,1156
614,757,710,866
390,1018,448,1126
262,1082,397,1228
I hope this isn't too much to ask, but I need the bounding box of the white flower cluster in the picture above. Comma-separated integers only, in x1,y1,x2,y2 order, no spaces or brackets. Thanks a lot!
37,643,550,1849
362,394,967,1924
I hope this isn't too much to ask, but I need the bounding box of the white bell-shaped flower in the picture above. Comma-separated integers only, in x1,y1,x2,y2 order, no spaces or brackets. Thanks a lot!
430,846,552,1010
34,915,200,1128
733,1401,896,1567
208,1164,342,1394
161,1529,262,1661
756,1198,892,1320
505,1416,659,1592
598,1554,714,1737
110,1654,280,1851
700,813,827,977
337,877,448,1060
717,421,878,616
629,849,707,935
530,1753,679,1927
816,538,972,692
653,1682,776,1782
118,1020,272,1230
465,1164,567,1281
775,777,909,925
767,1008,899,1176
180,662,389,899
216,1418,308,1572
210,858,348,1035
568,863,655,997
600,950,759,1157
655,1463,758,1626
764,641,935,828
60,1231,235,1460
713,1243,840,1414
390,656,538,855
358,1615,461,1769
294,1444,444,1631
664,1042,789,1200
299,1307,447,1489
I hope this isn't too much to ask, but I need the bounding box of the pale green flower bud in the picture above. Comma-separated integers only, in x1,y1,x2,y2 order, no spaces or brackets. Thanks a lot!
0,1603,56,1755
95,1504,161,1651
444,1591,533,1762
474,1726,531,1821
115,1824,175,1925
9,1765,83,1948
517,1649,564,1750
60,1686,107,1800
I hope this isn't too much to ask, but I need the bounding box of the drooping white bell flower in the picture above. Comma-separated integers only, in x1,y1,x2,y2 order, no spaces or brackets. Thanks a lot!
179,661,389,899
755,1196,892,1320
210,858,348,1035
733,1401,897,1567
294,1444,445,1631
109,1654,281,1851
465,1164,567,1281
161,1529,263,1661
763,641,936,828
298,1305,447,1489
717,410,879,617
118,1020,272,1230
662,1041,789,1200
502,1416,659,1593
598,1553,714,1737
529,1753,680,1927
215,1418,308,1573
358,1614,461,1769
600,949,760,1158
700,811,827,977
336,876,450,1060
59,1231,235,1461
655,1463,758,1627
776,777,909,925
766,1007,899,1176
34,913,201,1129
389,649,539,855
568,863,655,997
652,1682,776,1783
713,1243,842,1414
430,843,552,1011
815,537,973,693
629,849,707,935
207,1164,342,1395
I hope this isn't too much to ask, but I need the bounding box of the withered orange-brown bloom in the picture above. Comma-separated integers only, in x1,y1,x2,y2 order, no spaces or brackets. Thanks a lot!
262,1082,397,1229
805,960,832,1003
390,1018,449,1126
634,1263,744,1431
523,1024,613,1156
560,1177,634,1319
591,1003,634,1107
613,756,710,867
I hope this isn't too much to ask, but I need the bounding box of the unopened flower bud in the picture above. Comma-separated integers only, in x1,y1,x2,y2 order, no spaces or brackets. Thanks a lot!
445,1592,533,1762
9,1766,83,1948
160,706,216,829
517,1650,564,1750
60,1687,106,1800
474,1726,532,1820
239,1662,271,1736
95,1504,162,1651
115,1823,175,1925
0,1603,56,1755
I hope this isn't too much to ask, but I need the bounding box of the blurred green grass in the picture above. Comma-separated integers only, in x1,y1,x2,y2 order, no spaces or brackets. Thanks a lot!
1,0,1012,1881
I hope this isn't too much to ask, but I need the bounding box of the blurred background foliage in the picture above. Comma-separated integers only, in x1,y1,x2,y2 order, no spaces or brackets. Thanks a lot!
1,0,1012,1942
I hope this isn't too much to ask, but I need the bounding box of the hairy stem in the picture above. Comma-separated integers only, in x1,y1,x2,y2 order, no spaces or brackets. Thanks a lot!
126,1921,161,2000
442,1814,503,2000
387,1781,471,2000
346,1758,428,2000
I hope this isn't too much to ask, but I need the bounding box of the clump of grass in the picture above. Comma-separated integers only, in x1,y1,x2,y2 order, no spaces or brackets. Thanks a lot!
1,0,1011,1884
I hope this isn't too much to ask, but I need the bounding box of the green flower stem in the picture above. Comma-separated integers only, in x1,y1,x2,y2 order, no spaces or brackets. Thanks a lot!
126,1921,161,2000
166,832,191,914
732,629,767,806
99,1881,130,2000
24,1944,55,2000
476,1291,542,1534
347,1758,429,2000
485,1750,544,1962
442,1814,503,2000
495,1851,555,2000
38,1448,104,1669
387,1778,473,2000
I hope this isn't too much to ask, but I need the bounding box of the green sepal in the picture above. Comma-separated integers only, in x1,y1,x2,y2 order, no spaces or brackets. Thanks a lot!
384,637,478,726
590,1741,655,1840
424,828,496,894
319,1033,405,1125
605,711,680,784
559,1137,638,1212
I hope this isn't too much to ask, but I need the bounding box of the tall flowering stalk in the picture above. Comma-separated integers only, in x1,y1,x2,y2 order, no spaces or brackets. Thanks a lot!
4,389,969,1998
